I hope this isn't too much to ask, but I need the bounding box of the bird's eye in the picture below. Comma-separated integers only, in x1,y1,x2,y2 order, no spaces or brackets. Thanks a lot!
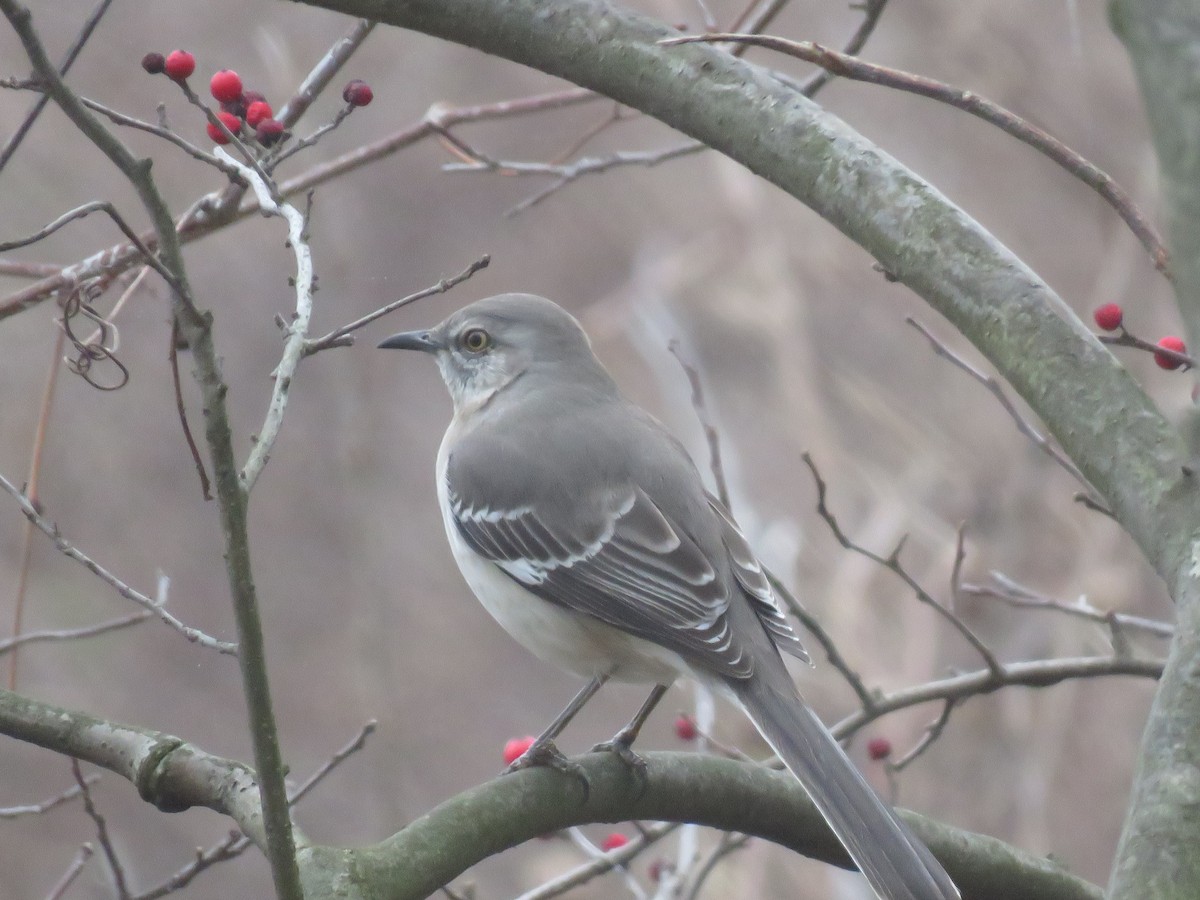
460,328,491,353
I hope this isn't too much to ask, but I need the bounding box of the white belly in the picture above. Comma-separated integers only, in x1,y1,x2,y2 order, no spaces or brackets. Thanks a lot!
435,432,687,685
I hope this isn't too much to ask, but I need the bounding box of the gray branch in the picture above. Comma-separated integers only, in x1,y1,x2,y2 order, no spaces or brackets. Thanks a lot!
0,686,1101,900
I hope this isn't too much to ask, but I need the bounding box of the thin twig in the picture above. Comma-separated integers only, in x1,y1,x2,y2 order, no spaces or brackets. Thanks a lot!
7,326,65,690
831,654,1161,741
667,340,730,510
907,317,1106,507
659,31,1171,277
796,0,890,97
0,610,151,656
0,259,62,277
72,759,130,899
802,452,1005,677
766,570,877,711
0,89,596,322
73,93,242,176
130,833,245,900
303,254,491,355
268,103,355,169
0,473,236,653
277,19,376,128
683,831,750,900
220,147,316,494
441,139,702,217
887,697,956,773
170,318,212,500
0,200,183,296
515,823,678,900
0,773,100,819
1099,328,1195,369
287,719,377,806
43,843,94,900
0,0,113,173
962,570,1173,641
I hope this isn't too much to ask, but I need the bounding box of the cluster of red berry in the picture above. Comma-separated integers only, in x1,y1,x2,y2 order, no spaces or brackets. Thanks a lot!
140,50,373,150
1093,303,1189,370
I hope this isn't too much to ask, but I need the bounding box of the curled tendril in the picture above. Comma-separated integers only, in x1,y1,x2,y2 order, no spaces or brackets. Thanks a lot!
58,279,130,391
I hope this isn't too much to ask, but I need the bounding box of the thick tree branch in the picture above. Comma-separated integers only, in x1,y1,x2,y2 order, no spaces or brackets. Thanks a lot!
0,688,1102,900
1100,4,1200,896
288,3,1200,898
300,0,1196,584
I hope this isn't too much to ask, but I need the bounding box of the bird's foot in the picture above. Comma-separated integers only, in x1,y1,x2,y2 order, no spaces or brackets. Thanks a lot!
591,733,648,795
505,738,591,800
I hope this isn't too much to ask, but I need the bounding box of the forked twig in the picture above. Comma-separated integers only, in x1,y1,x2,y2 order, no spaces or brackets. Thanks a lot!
659,31,1170,277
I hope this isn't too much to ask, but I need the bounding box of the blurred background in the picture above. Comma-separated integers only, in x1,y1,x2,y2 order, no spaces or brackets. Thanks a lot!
0,0,1178,897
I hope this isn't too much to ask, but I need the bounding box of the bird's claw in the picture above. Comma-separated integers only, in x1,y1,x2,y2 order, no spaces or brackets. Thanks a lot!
505,738,591,800
591,734,649,796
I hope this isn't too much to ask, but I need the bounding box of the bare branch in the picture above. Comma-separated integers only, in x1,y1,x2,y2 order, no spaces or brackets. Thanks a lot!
0,611,151,656
0,89,594,323
962,571,1174,641
0,200,183,296
802,453,1004,677
832,654,1162,741
1099,328,1195,369
288,719,377,806
0,472,236,654
223,147,316,494
169,319,213,500
659,31,1171,277
72,759,131,899
303,254,491,355
514,823,677,900
887,698,957,774
667,340,730,510
765,570,877,712
131,719,378,900
7,327,66,690
0,0,113,173
43,843,94,900
0,773,100,819
277,18,376,128
906,317,1105,508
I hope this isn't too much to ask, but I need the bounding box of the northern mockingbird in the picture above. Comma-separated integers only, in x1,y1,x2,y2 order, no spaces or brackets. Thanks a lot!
380,293,958,900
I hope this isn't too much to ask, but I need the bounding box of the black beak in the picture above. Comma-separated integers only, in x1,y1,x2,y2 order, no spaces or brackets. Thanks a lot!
378,330,443,353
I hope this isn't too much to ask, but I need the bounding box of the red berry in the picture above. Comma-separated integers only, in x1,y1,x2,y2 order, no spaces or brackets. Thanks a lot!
255,118,284,147
210,69,243,104
648,859,671,883
163,50,195,81
1093,303,1123,332
866,737,892,761
600,832,629,852
245,100,273,128
242,90,267,106
673,715,697,741
1155,336,1188,370
141,52,165,75
342,79,373,107
502,736,536,766
206,111,242,145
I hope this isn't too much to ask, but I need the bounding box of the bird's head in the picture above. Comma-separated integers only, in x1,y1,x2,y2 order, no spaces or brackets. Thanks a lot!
379,293,606,414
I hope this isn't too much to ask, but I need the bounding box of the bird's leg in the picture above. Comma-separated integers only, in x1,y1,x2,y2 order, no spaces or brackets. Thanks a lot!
591,683,669,775
506,674,609,797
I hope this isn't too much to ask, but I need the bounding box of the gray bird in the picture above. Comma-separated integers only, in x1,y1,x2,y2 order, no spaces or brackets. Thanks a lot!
379,293,958,900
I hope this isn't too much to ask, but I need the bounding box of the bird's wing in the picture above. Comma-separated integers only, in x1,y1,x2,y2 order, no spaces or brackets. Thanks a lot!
707,496,809,663
446,475,756,679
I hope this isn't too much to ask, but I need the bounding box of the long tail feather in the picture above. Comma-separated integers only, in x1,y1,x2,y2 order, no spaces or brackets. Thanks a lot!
733,674,959,900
